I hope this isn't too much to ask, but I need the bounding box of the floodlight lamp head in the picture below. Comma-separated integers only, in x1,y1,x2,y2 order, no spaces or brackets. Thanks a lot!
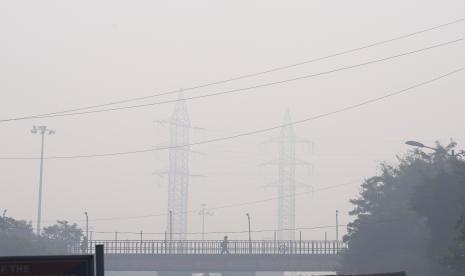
405,140,425,148
31,126,37,134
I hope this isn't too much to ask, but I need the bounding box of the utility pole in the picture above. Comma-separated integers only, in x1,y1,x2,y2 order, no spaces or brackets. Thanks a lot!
31,125,55,236
198,204,213,240
325,232,327,254
246,213,252,254
84,211,89,252
336,209,339,252
169,210,173,241
84,212,89,239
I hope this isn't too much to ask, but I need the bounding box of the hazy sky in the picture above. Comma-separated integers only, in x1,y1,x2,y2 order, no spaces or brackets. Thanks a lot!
1,0,464,241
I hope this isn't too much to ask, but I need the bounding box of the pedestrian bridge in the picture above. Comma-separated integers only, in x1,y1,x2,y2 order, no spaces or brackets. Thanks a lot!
73,240,346,272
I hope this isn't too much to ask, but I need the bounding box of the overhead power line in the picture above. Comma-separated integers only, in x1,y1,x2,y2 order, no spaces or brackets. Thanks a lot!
92,224,346,236
1,66,463,160
0,19,464,122
88,217,413,236
33,179,361,224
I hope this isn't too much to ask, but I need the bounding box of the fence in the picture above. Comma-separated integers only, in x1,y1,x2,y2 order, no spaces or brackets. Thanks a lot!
71,240,347,255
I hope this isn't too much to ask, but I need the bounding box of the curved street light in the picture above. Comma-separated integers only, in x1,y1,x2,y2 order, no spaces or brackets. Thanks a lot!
405,140,463,157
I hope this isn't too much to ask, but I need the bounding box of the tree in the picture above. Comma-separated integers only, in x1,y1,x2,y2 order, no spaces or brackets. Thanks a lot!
408,143,465,275
0,214,41,256
341,164,431,275
0,215,84,256
341,142,465,276
42,220,83,253
444,216,465,274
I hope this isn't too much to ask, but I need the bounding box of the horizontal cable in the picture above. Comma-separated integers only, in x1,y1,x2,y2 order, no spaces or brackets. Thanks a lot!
1,66,463,160
2,37,463,123
2,18,463,121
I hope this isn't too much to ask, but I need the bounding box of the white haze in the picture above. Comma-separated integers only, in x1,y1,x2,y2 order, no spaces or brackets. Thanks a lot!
1,0,465,242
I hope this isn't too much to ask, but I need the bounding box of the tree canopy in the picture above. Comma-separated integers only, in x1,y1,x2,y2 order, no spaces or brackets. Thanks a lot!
0,215,83,256
342,143,465,276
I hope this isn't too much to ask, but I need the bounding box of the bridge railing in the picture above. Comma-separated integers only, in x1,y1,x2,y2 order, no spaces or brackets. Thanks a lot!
71,240,347,255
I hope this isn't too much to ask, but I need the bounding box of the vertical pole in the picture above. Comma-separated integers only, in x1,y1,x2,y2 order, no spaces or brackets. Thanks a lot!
95,245,104,276
201,206,206,240
36,131,45,236
140,231,143,242
85,212,89,252
325,232,327,254
336,210,339,252
246,213,252,254
169,210,173,241
164,231,167,254
273,232,277,254
299,231,302,254
169,210,173,254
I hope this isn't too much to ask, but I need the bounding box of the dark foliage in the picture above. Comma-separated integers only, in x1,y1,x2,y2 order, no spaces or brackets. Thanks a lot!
0,215,83,256
342,143,465,276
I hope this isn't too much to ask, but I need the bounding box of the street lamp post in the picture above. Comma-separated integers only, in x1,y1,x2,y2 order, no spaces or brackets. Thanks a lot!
336,210,339,252
31,125,55,236
169,210,173,254
198,204,213,240
169,210,173,241
246,213,252,254
336,210,339,241
84,212,89,245
405,140,464,157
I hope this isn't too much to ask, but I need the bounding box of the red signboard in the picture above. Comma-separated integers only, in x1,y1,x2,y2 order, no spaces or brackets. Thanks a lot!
0,255,93,276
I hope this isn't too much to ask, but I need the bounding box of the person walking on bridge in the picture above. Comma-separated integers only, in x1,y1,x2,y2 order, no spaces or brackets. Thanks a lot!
221,236,230,254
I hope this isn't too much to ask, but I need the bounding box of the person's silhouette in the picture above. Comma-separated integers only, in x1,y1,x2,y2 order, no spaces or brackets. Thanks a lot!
221,236,229,254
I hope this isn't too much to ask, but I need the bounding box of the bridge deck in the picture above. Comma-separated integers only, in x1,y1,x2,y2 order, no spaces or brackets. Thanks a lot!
76,240,346,255
104,254,341,272
71,240,346,272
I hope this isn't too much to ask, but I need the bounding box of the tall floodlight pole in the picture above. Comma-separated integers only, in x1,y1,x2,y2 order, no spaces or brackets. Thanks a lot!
246,213,252,254
198,204,213,240
31,125,55,236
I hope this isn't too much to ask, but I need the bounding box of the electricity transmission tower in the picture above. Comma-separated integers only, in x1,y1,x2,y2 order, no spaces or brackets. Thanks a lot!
153,92,205,240
265,109,311,240
166,91,191,240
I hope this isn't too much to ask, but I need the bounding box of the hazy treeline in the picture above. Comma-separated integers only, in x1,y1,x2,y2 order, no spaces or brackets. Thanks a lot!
342,142,465,275
0,217,83,256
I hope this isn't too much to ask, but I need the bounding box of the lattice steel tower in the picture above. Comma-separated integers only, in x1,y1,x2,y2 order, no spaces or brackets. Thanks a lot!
266,109,310,241
277,110,296,240
166,91,191,240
